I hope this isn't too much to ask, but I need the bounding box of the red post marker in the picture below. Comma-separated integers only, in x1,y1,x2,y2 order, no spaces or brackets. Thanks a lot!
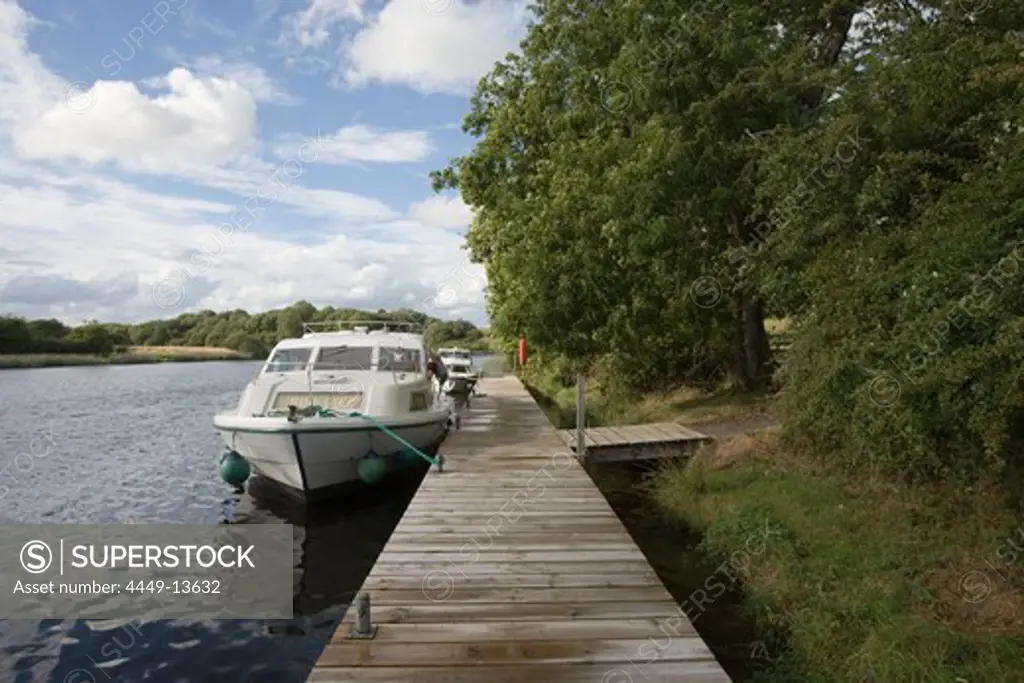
518,334,528,367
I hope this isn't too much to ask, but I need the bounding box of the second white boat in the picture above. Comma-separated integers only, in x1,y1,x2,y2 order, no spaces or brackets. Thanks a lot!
438,347,479,395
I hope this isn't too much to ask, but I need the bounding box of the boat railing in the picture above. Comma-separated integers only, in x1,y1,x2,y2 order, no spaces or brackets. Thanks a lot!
263,361,312,373
301,320,425,335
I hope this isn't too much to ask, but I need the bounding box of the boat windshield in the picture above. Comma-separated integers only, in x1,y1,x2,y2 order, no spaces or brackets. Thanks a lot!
314,345,374,371
379,347,422,373
265,347,313,373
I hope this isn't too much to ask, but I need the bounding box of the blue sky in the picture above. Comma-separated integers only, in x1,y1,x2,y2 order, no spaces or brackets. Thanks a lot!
0,0,529,325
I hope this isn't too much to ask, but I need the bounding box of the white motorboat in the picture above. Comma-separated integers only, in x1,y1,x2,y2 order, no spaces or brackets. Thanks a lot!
438,347,478,395
214,321,452,499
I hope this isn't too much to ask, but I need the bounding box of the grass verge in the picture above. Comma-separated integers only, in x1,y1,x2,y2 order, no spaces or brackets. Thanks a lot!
0,346,250,369
649,431,1024,682
519,359,777,428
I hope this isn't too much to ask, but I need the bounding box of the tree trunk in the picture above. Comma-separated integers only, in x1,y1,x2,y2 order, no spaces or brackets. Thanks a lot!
729,6,857,391
800,4,859,115
729,216,775,391
742,293,773,390
732,293,751,389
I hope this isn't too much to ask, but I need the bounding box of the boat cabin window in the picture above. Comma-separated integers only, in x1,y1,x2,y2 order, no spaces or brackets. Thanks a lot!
265,347,312,373
315,345,374,371
379,347,422,373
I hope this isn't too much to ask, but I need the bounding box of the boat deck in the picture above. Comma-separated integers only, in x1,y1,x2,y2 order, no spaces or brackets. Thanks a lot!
307,375,732,682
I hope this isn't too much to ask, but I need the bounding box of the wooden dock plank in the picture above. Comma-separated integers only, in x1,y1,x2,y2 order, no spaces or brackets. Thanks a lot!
365,574,664,589
338,618,698,641
387,528,630,536
317,637,714,666
309,375,731,682
647,423,686,440
555,421,712,454
337,601,690,623
375,551,651,562
384,534,635,544
632,425,673,443
309,662,733,682
587,429,616,446
382,542,640,552
368,562,659,575
365,586,674,605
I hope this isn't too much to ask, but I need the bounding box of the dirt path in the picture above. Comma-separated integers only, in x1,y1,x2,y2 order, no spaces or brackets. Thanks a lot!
689,414,779,440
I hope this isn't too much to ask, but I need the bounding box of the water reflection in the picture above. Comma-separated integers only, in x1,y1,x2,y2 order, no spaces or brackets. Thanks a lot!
235,468,427,623
2,467,428,683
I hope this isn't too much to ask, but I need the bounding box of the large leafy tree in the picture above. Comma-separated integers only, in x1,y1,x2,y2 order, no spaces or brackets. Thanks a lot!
432,0,855,390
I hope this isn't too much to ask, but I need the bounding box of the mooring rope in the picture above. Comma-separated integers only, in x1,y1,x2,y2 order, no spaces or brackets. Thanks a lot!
265,405,440,466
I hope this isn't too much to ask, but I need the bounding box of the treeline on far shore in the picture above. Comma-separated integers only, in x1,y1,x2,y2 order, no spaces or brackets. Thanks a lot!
0,301,493,360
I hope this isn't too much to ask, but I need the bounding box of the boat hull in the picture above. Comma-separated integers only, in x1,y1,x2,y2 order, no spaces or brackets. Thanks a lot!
215,414,449,499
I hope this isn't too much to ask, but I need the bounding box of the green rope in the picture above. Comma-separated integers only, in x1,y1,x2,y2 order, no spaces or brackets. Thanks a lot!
269,404,441,466
343,411,440,467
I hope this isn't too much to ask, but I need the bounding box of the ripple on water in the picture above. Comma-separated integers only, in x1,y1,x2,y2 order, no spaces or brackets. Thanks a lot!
0,361,422,682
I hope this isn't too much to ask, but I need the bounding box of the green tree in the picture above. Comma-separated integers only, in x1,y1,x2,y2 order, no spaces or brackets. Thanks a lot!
146,324,171,346
67,321,116,356
756,2,1024,481
204,319,232,347
431,0,812,390
291,300,317,321
276,309,303,340
28,318,69,340
0,316,33,353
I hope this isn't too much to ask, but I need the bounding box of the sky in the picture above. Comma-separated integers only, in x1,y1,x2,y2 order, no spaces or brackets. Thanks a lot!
0,0,530,326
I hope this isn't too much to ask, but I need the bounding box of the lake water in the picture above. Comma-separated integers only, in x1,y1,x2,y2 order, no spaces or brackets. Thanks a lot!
0,360,433,683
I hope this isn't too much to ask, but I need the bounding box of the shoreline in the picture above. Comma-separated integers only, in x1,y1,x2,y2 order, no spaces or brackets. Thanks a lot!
0,352,254,370
2,346,503,371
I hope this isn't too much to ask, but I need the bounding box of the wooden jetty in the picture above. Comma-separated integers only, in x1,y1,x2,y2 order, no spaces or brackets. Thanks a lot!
308,375,732,682
556,422,712,463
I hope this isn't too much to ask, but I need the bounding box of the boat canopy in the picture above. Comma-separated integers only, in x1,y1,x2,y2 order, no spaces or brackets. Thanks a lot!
263,332,425,374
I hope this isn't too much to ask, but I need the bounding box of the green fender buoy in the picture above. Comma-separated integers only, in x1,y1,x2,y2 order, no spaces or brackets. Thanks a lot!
220,451,250,486
357,452,388,485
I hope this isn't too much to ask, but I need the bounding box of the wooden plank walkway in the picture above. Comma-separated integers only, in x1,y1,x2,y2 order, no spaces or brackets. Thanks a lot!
556,422,712,463
308,375,732,682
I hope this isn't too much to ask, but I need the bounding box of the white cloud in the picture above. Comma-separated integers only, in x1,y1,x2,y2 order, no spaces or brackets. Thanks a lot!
408,194,473,228
275,124,433,164
14,68,258,172
253,0,281,27
188,55,301,105
340,0,528,95
0,1,69,126
279,0,364,50
0,169,484,324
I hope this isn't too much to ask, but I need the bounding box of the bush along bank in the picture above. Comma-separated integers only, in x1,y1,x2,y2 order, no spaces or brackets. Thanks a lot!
649,430,1024,683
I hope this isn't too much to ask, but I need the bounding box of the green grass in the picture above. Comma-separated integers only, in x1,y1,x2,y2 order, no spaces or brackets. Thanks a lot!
520,359,777,429
650,432,1024,682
